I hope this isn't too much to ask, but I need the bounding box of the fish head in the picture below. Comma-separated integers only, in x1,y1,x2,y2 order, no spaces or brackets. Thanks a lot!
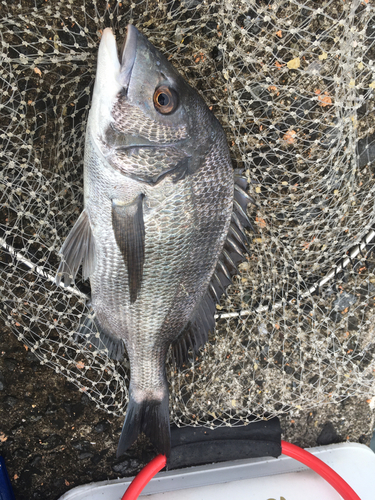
89,26,220,177
117,24,195,131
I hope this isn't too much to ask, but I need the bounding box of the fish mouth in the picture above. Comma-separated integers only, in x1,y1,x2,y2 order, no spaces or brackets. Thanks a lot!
118,24,137,89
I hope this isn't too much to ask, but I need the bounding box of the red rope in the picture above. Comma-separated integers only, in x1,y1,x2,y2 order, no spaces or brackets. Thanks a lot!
281,440,360,500
121,443,361,500
121,454,167,500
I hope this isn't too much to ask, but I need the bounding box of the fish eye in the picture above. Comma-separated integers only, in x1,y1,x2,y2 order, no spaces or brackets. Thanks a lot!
153,86,178,115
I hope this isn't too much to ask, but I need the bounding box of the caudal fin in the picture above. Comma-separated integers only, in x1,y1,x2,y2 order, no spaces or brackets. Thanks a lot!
116,394,171,458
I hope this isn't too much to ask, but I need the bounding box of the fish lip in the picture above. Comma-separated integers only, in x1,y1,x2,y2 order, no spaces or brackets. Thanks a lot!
118,24,137,89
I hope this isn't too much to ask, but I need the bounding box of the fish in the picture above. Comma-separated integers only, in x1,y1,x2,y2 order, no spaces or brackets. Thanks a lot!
55,25,253,458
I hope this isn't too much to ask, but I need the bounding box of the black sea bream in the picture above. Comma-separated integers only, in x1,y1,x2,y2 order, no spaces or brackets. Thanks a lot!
56,25,252,457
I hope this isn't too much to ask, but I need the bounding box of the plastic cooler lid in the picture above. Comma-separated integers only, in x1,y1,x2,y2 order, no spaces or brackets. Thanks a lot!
58,442,374,500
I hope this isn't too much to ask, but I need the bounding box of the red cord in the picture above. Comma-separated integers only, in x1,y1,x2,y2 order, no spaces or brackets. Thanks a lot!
121,443,361,500
121,454,167,500
281,440,360,500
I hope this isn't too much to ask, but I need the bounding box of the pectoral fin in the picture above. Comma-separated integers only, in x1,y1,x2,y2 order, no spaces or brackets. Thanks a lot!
55,209,96,287
112,194,145,303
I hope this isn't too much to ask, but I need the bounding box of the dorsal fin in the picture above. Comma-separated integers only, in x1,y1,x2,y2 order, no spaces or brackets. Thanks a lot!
172,173,255,366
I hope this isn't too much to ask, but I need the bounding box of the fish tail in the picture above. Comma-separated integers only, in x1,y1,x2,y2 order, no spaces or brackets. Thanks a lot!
116,392,171,458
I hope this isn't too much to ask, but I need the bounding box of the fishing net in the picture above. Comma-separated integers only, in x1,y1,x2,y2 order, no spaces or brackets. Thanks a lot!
1,0,375,430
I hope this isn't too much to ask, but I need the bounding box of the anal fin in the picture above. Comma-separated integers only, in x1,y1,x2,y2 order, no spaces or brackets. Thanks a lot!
74,306,125,361
55,209,96,287
112,194,145,303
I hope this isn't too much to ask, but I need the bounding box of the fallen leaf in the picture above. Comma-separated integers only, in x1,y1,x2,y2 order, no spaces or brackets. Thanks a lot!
194,52,205,63
318,92,332,107
287,57,300,69
283,130,296,144
302,237,316,251
255,216,266,228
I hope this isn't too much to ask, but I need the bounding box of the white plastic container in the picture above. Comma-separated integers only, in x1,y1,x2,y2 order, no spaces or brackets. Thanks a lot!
59,442,374,500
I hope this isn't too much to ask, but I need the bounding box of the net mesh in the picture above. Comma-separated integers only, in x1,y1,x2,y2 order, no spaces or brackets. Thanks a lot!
1,0,375,429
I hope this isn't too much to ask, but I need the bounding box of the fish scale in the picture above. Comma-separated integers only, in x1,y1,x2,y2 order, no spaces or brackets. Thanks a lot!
55,25,252,457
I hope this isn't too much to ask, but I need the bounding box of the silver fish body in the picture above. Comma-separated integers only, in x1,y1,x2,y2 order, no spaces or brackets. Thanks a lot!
56,25,252,457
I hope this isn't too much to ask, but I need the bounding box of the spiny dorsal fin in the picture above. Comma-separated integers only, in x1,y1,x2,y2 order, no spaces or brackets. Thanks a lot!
172,173,255,366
